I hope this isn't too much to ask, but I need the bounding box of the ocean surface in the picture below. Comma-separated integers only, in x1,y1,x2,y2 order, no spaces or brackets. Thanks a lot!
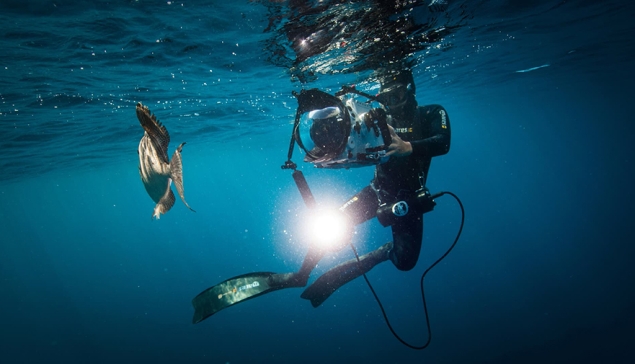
1,0,634,363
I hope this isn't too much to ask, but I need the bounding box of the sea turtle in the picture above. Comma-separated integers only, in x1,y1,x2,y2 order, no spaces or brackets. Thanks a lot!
136,102,195,219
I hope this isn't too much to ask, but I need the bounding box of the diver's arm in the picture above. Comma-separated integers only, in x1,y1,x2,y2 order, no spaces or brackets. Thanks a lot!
410,105,451,157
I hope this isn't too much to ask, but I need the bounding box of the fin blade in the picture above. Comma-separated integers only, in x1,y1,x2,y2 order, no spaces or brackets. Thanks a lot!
192,272,280,324
300,267,348,308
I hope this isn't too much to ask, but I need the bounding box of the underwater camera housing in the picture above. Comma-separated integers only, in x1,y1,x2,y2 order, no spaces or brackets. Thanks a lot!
291,88,392,169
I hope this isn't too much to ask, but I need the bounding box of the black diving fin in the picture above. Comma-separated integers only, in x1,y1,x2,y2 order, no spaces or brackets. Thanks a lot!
301,242,392,307
192,272,283,324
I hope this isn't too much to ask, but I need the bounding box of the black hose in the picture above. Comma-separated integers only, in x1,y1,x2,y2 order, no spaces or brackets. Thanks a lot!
351,191,465,350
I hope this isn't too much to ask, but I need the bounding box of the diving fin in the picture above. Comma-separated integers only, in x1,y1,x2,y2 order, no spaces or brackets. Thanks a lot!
192,271,304,324
301,242,392,308
300,260,362,308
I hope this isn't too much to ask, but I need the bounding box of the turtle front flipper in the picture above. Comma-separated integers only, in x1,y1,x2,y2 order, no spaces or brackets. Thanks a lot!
170,142,195,212
136,103,171,164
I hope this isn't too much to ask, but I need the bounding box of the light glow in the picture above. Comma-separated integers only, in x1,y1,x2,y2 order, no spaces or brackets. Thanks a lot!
307,210,352,251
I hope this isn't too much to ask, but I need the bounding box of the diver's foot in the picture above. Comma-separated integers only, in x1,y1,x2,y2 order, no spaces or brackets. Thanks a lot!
300,241,393,307
268,272,308,289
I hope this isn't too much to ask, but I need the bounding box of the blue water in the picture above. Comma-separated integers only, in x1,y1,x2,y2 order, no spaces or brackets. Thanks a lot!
1,0,634,363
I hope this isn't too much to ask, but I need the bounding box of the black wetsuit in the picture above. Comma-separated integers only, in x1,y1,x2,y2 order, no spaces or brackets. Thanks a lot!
191,104,452,320
339,104,451,271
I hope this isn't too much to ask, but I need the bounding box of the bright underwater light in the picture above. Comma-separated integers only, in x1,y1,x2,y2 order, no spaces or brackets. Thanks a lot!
306,209,352,251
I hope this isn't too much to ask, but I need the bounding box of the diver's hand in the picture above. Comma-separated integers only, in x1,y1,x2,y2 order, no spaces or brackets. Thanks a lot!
386,125,412,157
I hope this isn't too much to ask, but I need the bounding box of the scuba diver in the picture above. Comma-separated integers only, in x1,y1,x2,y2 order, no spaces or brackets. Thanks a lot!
192,69,451,323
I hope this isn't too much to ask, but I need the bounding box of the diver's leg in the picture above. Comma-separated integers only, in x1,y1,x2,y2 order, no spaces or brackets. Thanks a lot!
389,214,423,271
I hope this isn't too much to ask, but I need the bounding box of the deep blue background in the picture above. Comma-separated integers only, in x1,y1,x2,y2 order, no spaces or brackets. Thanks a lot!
1,1,634,363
